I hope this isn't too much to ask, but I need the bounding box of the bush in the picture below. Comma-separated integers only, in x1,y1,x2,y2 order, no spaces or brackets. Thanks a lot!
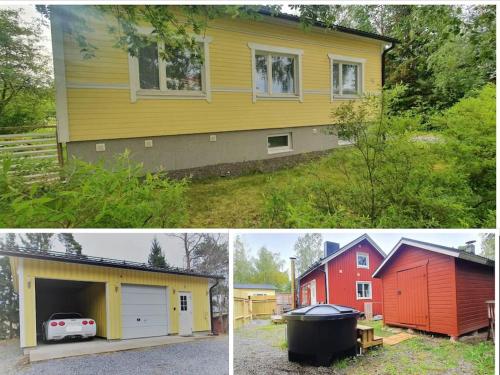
0,152,188,227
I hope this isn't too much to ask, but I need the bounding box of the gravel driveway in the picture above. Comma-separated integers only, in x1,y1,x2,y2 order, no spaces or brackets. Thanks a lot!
1,336,228,375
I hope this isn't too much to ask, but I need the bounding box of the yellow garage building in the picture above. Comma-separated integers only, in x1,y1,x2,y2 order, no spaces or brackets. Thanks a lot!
0,247,222,348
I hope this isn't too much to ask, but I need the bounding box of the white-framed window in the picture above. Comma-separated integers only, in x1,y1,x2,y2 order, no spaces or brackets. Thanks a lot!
356,252,369,269
128,34,212,102
356,281,372,300
267,133,292,154
328,54,365,101
248,43,303,103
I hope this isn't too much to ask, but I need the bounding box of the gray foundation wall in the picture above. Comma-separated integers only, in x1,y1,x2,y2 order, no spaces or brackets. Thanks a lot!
67,125,338,174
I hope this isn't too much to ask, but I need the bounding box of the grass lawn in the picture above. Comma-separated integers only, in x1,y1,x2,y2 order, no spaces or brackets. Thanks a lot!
234,319,495,375
187,150,345,227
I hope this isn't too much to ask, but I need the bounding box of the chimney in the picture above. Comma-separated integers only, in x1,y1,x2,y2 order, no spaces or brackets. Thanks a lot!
324,241,340,258
290,257,296,309
464,240,476,254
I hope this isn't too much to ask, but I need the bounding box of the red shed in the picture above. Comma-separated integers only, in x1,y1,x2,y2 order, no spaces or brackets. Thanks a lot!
373,238,495,339
298,234,385,316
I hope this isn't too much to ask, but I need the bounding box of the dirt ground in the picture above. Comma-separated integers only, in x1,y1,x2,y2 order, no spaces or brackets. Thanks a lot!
233,319,495,375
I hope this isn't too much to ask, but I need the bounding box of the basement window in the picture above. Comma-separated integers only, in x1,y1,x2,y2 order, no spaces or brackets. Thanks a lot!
267,133,292,154
356,282,372,300
356,252,369,269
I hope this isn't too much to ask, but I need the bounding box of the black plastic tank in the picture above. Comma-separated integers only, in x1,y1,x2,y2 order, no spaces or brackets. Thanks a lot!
284,304,359,366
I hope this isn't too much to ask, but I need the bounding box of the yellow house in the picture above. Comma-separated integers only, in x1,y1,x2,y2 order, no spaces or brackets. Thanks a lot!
0,247,222,349
51,6,397,174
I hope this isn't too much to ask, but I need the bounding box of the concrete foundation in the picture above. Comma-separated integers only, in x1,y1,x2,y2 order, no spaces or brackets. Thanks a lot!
27,334,215,362
66,125,338,175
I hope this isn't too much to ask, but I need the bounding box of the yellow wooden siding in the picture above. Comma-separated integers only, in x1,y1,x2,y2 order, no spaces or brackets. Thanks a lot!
233,288,276,299
62,13,384,142
77,283,107,337
18,258,211,347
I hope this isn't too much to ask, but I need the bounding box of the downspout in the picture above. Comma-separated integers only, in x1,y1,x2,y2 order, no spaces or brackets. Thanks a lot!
318,267,328,304
381,42,395,87
209,278,219,335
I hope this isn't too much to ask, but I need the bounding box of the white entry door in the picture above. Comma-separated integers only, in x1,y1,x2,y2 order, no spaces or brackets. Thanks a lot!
310,279,317,305
178,292,193,336
121,284,168,339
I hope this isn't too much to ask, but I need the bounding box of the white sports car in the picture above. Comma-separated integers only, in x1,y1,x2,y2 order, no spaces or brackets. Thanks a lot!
42,312,96,342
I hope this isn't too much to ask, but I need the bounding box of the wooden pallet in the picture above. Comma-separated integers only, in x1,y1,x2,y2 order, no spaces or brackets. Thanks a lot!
357,324,383,354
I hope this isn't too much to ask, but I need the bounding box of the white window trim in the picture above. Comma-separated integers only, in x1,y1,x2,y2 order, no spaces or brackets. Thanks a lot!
328,53,365,102
356,281,372,300
356,251,370,269
267,133,292,154
128,34,212,103
249,42,303,103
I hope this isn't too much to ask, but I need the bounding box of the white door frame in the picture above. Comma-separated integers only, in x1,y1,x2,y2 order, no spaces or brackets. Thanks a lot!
178,291,193,336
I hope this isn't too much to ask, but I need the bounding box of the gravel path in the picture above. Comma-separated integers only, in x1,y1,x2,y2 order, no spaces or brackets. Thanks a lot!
234,320,335,375
1,336,228,375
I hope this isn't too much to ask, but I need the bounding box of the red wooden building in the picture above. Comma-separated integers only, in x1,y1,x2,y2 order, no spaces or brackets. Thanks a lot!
372,238,495,339
297,234,386,316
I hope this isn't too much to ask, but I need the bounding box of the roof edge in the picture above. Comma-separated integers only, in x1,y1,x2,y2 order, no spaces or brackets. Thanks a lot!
0,248,224,280
372,238,494,278
258,9,399,44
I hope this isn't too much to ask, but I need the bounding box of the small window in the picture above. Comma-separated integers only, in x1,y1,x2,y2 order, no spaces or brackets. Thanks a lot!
249,43,303,102
356,252,369,269
356,282,372,300
180,295,187,311
267,134,292,154
328,54,364,99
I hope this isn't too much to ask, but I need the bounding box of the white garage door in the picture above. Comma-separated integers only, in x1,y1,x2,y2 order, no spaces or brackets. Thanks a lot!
121,284,168,339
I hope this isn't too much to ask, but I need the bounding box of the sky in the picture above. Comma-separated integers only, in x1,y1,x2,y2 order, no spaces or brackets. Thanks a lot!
0,233,228,269
236,231,489,274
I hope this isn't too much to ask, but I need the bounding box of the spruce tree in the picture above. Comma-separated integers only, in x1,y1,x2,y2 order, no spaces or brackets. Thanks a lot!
148,238,168,268
57,234,82,255
0,234,19,339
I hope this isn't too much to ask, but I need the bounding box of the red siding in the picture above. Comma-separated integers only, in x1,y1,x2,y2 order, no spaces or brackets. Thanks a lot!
377,245,458,336
299,267,326,305
327,241,384,315
455,259,495,335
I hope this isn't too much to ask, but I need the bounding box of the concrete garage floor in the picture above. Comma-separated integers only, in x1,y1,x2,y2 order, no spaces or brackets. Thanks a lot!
1,336,229,375
26,334,213,362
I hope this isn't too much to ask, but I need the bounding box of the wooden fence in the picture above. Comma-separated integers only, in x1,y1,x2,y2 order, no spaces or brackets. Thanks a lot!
234,295,277,328
0,126,62,182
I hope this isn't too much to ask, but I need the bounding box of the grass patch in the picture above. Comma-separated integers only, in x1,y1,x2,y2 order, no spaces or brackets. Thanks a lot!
357,319,393,338
186,150,347,227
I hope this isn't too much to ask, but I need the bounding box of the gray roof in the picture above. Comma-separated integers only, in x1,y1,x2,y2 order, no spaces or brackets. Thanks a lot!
234,283,278,290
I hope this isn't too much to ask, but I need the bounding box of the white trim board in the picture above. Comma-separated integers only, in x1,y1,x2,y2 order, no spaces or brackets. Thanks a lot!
372,238,494,278
50,9,70,143
18,259,26,348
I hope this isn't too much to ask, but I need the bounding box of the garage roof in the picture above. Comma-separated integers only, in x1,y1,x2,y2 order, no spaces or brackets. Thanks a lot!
0,247,224,279
372,237,495,278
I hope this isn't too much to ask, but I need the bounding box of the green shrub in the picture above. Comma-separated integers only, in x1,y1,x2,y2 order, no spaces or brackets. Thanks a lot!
0,152,188,228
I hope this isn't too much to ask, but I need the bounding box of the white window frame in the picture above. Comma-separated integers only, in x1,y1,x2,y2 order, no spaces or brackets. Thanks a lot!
248,43,303,103
356,281,372,300
328,54,365,102
356,252,370,269
128,33,212,103
267,133,292,154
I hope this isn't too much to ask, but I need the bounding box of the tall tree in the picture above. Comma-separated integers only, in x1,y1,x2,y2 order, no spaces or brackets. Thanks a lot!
57,233,82,255
0,234,19,339
19,233,53,252
166,233,205,270
479,233,495,260
0,8,52,128
147,237,168,268
294,234,323,275
233,236,255,283
252,247,289,291
193,234,229,333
